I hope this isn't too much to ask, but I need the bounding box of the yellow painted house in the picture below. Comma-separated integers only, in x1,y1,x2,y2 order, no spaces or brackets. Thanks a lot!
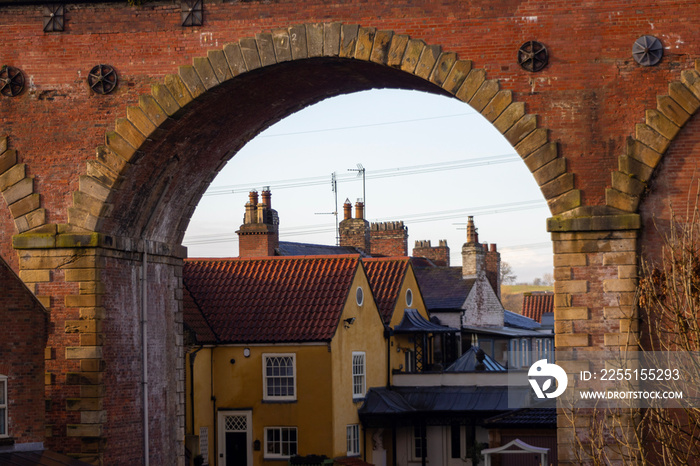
183,255,388,466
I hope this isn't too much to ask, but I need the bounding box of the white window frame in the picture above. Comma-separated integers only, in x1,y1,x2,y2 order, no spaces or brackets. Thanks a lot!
262,353,297,401
347,424,360,456
412,425,426,460
520,338,530,368
0,375,6,438
352,352,366,399
508,339,519,368
264,426,298,459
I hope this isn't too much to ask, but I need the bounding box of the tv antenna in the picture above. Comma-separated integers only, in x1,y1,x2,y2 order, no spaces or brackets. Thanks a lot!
348,163,366,218
314,172,339,245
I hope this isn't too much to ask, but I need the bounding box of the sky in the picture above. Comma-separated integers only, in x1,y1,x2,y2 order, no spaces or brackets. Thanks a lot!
182,89,554,283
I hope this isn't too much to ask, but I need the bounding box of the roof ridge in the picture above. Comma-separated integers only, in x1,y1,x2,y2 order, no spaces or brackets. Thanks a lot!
185,254,361,262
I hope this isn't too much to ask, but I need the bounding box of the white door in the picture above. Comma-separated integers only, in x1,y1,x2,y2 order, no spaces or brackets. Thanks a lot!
217,410,252,466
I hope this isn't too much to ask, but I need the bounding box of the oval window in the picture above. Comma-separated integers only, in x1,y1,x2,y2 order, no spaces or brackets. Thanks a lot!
356,286,364,306
406,289,413,307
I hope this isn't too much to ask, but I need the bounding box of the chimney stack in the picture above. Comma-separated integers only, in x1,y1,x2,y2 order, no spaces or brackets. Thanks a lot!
339,199,370,253
237,189,279,257
462,216,485,279
370,221,408,257
412,239,450,266
485,243,502,299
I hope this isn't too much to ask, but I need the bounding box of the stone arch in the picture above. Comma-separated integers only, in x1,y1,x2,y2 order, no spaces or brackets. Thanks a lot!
606,59,700,213
0,136,46,236
63,22,580,242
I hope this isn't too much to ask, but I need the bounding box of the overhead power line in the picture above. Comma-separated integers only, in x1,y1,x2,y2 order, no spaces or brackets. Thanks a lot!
202,154,520,197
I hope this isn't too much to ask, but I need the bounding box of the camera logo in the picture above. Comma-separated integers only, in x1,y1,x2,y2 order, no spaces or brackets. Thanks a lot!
528,359,568,399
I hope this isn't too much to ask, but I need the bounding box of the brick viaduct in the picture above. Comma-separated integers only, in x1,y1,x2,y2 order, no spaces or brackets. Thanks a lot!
2,0,700,464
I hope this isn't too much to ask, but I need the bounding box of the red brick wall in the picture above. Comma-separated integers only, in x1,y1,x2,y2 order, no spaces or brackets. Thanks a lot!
370,222,408,257
412,240,450,267
0,258,47,445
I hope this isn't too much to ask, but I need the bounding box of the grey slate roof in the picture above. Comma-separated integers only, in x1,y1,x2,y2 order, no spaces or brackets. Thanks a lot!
483,407,557,428
393,309,459,334
276,241,368,257
411,264,475,311
504,309,541,330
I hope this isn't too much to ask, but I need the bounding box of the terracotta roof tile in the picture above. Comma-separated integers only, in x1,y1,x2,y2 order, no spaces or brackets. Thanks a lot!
362,257,410,324
183,285,217,343
183,255,360,343
521,292,554,323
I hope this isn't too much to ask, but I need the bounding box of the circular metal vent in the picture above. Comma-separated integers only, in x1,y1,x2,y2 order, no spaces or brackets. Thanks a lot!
88,64,118,95
633,35,663,66
0,66,25,97
517,41,548,72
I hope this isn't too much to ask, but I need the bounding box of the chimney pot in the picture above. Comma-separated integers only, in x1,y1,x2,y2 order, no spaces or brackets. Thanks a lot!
261,189,271,208
343,199,352,220
249,190,259,206
355,201,364,219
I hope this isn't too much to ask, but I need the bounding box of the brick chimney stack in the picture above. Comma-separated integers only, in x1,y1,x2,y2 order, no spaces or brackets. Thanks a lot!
370,221,408,257
339,199,370,253
462,216,485,279
412,239,450,266
484,243,502,299
237,189,279,257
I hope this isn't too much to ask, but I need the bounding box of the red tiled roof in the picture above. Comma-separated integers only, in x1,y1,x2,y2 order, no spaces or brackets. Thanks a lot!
362,257,410,324
183,285,217,343
183,255,360,343
521,292,554,323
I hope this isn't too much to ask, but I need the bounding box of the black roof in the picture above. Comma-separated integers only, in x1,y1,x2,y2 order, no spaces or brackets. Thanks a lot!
359,386,531,427
412,265,475,311
393,309,459,334
0,450,93,466
276,241,367,257
483,407,557,428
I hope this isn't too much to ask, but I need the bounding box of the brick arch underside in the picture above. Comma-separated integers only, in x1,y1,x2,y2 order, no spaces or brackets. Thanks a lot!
66,24,578,246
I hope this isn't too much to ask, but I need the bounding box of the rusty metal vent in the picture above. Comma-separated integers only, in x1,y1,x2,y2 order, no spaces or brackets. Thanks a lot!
88,64,118,95
43,4,64,32
633,35,663,66
0,66,24,97
181,0,203,27
517,41,548,72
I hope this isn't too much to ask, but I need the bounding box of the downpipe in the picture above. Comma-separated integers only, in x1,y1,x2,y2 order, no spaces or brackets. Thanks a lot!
142,243,150,466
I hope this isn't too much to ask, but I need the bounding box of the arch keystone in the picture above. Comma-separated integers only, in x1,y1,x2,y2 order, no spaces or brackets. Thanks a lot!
305,23,324,57
370,30,393,65
400,39,425,73
339,24,359,58
323,23,342,57
289,25,308,59
355,27,376,61
387,34,409,68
